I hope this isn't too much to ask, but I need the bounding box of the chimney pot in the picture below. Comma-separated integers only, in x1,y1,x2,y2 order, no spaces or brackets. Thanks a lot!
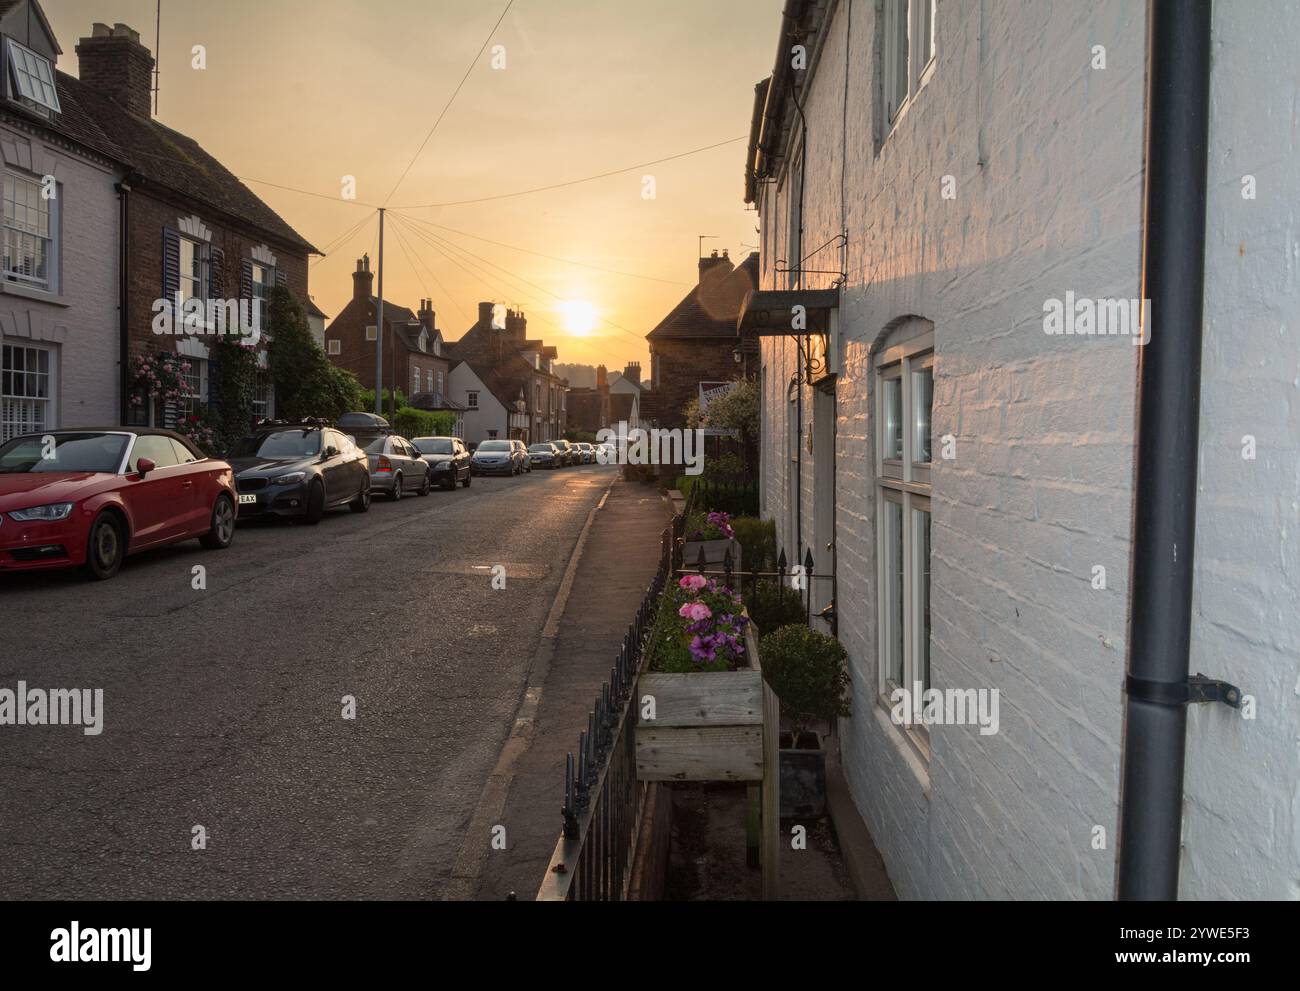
352,255,374,303
76,23,155,118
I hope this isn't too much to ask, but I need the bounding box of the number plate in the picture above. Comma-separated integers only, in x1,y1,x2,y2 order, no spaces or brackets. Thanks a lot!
238,494,258,505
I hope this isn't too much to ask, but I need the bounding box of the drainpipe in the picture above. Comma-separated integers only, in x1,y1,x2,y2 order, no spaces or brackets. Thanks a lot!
115,178,132,425
1116,0,1212,901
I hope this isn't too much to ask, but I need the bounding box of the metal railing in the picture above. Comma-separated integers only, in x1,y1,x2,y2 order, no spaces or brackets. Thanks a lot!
536,521,678,901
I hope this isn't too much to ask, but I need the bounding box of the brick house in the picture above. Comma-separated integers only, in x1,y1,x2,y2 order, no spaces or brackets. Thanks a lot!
0,0,126,440
324,254,452,411
446,302,567,445
66,22,317,430
645,250,756,428
745,0,1299,899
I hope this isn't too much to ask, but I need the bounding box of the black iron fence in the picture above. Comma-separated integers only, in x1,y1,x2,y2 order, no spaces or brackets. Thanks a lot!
682,475,760,519
536,523,676,901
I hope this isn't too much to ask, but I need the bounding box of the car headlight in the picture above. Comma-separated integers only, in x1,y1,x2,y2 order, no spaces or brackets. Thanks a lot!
272,472,307,486
9,502,74,522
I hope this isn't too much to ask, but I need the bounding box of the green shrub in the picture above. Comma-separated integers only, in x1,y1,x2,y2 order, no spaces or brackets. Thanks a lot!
744,580,807,637
392,407,455,438
759,625,851,737
732,517,776,574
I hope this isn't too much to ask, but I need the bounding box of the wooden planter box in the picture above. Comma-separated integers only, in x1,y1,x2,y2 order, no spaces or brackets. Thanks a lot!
681,538,742,575
635,622,769,782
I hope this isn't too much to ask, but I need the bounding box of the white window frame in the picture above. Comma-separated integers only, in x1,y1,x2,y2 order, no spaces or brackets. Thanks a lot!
882,0,937,131
252,369,274,421
412,367,421,397
467,391,479,410
327,339,341,356
250,261,275,308
6,39,60,115
3,170,56,291
179,235,208,305
875,326,934,756
1,341,54,441
181,358,208,417
365,325,377,342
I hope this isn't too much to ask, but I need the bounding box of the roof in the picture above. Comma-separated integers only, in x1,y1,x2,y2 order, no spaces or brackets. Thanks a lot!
306,298,329,320
0,69,125,165
409,391,466,413
60,71,317,254
454,352,534,412
647,253,759,341
610,393,636,423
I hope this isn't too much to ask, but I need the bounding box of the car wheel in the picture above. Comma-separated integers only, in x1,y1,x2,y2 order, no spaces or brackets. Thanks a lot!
350,480,371,513
418,470,431,496
83,511,125,581
304,479,326,525
199,494,236,550
391,473,403,501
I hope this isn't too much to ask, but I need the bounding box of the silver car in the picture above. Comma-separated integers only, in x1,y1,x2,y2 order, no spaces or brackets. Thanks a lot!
361,435,430,500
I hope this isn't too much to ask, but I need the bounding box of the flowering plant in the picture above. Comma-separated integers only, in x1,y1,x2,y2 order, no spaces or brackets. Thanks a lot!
174,406,220,456
687,510,735,541
128,352,190,408
646,573,749,673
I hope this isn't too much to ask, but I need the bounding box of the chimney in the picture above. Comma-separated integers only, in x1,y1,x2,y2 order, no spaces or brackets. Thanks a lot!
418,298,435,332
622,361,641,386
352,255,373,303
698,248,733,285
76,23,155,118
478,301,496,329
505,308,527,341
596,364,607,391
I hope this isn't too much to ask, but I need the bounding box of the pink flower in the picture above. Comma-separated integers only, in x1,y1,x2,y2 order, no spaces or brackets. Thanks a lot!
678,574,707,592
678,602,712,623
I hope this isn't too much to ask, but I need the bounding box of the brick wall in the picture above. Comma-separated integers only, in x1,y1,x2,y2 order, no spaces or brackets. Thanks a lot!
323,297,450,399
648,336,738,429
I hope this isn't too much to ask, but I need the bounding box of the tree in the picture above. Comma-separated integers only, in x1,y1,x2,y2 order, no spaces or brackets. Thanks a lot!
267,286,362,421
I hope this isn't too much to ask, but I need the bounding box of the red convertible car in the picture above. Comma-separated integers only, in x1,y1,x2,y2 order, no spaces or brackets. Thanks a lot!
0,429,237,580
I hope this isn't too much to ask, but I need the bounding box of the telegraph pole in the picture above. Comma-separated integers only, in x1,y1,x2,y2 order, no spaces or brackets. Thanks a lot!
374,208,385,415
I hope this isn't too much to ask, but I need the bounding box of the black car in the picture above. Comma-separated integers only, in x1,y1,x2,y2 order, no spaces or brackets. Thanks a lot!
227,421,370,524
527,442,561,469
412,436,472,490
552,439,577,467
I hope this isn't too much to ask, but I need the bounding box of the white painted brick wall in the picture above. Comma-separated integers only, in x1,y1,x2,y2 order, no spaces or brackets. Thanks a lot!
0,124,120,430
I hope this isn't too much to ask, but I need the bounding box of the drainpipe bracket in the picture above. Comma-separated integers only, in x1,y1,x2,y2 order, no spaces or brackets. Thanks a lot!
1126,673,1243,709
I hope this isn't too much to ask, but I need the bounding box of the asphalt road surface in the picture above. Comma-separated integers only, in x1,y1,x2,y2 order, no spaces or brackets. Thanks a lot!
0,463,616,899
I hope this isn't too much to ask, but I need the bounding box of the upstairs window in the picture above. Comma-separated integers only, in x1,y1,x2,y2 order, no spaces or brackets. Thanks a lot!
467,391,479,410
179,237,207,304
6,39,60,116
250,262,274,308
3,172,53,290
882,0,936,128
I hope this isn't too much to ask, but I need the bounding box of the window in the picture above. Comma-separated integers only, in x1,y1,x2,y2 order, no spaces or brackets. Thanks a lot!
1,342,51,441
6,39,60,115
327,339,341,355
882,0,937,128
366,325,377,342
250,262,274,309
437,371,444,394
130,434,183,469
252,370,272,420
467,391,479,410
3,172,53,289
181,358,207,417
179,237,207,304
876,322,934,751
413,368,421,396
426,369,433,392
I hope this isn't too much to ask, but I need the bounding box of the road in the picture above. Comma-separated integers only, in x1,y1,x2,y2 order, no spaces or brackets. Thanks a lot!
0,463,616,899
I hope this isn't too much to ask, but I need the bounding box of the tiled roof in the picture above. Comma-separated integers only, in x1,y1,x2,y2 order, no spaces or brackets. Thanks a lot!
0,70,125,164
409,391,466,412
647,253,759,341
60,70,317,254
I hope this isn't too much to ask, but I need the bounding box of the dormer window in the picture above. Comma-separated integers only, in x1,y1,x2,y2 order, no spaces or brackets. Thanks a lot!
6,39,60,116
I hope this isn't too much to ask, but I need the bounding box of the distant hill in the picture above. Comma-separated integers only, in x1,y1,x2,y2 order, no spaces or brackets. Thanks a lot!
555,363,597,389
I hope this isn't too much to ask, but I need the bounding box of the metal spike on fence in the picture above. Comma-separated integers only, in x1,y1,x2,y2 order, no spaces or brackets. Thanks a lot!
723,546,733,589
563,752,578,837
576,732,590,810
696,544,708,575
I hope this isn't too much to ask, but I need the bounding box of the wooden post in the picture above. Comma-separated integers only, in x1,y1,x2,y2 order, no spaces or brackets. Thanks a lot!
745,784,760,868
761,674,780,900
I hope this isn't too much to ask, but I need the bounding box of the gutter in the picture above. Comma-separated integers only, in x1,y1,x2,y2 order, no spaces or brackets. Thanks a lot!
1116,0,1237,900
115,177,133,425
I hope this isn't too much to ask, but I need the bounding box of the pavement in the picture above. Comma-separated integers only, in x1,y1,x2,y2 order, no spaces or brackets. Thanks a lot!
0,461,647,900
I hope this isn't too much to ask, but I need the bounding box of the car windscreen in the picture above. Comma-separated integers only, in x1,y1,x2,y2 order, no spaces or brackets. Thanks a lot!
231,430,322,459
0,433,130,474
528,444,554,452
477,441,510,452
415,439,453,455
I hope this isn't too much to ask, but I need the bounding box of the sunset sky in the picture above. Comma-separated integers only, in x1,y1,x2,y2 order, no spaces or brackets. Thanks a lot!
48,0,785,372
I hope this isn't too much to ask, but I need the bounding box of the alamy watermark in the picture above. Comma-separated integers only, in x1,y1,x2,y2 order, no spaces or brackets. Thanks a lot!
151,293,263,345
890,682,1000,736
596,420,705,476
0,681,103,736
1043,292,1150,345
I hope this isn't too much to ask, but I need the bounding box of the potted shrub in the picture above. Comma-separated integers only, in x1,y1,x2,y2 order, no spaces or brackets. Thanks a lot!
681,510,743,575
758,625,851,817
635,574,769,782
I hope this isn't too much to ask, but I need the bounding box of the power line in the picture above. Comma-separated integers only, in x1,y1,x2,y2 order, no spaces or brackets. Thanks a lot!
382,0,515,207
389,216,471,325
310,209,377,268
392,210,690,287
238,175,378,208
391,135,747,209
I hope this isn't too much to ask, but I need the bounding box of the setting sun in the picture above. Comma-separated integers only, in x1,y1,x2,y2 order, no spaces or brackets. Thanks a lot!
558,299,599,336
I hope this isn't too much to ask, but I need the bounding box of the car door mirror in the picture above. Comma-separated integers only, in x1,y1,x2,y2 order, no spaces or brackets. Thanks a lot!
323,446,339,459
135,457,156,477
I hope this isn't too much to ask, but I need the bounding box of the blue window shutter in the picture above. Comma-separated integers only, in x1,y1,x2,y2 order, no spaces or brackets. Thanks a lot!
240,260,253,300
275,269,288,289
162,228,181,300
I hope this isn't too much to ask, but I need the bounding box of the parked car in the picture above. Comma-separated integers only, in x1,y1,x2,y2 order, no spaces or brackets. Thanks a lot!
552,439,577,466
471,439,524,476
527,442,561,469
361,434,430,500
512,439,532,473
228,421,370,524
575,442,596,464
412,436,472,490
596,441,617,465
0,429,237,581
